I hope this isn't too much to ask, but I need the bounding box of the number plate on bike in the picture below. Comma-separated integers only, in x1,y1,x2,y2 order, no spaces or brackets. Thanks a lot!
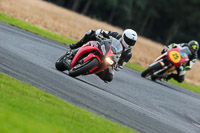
169,51,181,63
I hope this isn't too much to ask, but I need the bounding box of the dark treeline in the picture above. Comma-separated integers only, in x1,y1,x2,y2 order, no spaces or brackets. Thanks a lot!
45,0,200,58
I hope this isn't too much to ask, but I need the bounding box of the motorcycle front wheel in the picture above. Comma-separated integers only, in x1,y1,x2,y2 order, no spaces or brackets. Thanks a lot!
141,62,162,78
69,58,100,77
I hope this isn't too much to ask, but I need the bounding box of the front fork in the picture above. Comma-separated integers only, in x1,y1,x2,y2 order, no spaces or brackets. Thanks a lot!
151,60,173,78
152,66,168,79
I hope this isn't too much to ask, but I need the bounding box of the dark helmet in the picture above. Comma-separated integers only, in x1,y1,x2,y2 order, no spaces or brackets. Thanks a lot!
188,40,199,53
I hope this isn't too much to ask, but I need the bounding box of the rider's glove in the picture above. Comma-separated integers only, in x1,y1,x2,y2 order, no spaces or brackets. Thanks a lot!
95,29,103,35
95,29,104,39
95,29,110,39
114,64,123,71
161,49,167,54
184,66,191,71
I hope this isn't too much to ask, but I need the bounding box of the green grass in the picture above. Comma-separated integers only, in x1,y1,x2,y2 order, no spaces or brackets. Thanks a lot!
0,72,137,133
169,80,200,94
125,62,146,72
0,13,75,45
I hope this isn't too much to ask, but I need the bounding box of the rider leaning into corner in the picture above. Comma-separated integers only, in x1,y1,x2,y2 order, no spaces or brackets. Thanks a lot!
161,40,199,83
66,29,138,82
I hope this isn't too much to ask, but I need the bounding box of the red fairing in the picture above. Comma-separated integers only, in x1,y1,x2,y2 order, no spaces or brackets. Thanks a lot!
83,53,101,73
83,53,101,63
180,58,189,63
106,47,115,57
88,46,116,74
167,48,189,67
70,42,102,68
89,46,115,73
86,47,115,74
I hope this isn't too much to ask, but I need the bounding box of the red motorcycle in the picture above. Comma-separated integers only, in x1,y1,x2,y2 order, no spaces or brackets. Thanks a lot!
141,46,191,81
55,37,122,77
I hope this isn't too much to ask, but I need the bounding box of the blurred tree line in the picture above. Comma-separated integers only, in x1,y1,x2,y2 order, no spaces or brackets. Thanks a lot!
45,0,200,58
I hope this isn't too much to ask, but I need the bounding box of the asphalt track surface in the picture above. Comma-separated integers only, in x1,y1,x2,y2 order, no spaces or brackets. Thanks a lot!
1,22,200,133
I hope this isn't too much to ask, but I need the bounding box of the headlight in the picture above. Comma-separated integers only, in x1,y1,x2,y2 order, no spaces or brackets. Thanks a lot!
106,57,114,65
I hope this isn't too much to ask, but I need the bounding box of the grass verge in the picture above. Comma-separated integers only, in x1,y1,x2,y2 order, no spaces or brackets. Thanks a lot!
125,62,146,72
0,12,199,93
0,13,75,45
0,72,137,133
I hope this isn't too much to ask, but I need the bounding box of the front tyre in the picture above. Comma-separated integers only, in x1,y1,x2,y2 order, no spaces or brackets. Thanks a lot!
141,62,162,77
69,58,100,77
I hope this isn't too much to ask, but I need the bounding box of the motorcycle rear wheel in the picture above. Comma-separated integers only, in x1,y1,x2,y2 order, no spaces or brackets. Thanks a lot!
141,62,162,78
69,58,99,77
55,54,68,71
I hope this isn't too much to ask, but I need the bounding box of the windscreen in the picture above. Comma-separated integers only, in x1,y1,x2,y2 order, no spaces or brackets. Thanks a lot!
100,37,123,56
110,36,123,55
179,47,191,58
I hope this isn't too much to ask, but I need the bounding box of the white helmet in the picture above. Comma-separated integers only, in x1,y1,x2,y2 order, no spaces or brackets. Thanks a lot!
121,29,137,49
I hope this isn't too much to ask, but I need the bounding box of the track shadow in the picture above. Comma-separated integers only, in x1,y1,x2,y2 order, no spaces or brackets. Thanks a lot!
155,79,200,99
60,71,108,91
53,52,105,89
75,77,107,90
143,77,184,93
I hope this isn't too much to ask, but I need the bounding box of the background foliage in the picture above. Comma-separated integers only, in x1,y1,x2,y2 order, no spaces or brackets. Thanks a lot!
45,0,200,58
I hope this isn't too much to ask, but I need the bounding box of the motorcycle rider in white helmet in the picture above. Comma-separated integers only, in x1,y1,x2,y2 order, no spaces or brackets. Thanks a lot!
67,29,138,82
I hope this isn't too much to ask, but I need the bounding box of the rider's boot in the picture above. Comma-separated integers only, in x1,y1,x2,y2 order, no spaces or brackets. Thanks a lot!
165,73,184,83
70,30,96,49
165,74,173,81
70,38,85,49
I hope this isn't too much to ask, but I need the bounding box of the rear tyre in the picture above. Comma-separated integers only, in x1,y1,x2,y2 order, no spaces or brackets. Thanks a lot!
150,75,156,81
55,54,68,71
141,62,162,78
69,58,99,77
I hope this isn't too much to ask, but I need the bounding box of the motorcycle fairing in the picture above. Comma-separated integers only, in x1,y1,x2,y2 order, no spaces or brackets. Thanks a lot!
70,43,102,69
84,53,101,73
167,48,189,67
154,53,167,62
70,38,121,75
88,46,116,74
